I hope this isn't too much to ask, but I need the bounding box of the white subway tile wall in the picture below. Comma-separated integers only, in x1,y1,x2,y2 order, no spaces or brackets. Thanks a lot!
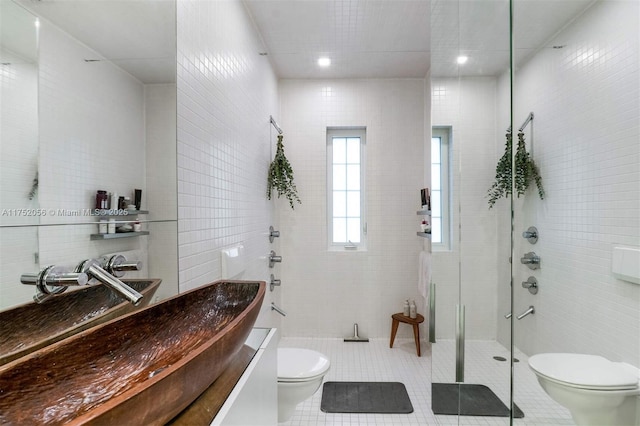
176,0,280,326
509,0,639,365
277,79,427,338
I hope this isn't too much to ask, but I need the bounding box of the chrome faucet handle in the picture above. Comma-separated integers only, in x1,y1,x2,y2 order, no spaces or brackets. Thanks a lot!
103,254,142,278
21,265,89,304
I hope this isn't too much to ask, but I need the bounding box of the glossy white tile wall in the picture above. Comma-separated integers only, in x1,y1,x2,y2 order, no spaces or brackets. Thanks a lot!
507,0,639,364
176,0,280,326
277,79,426,338
431,77,501,340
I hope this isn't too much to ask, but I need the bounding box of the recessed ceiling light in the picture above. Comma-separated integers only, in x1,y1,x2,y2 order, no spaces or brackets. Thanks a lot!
456,56,468,65
318,57,331,67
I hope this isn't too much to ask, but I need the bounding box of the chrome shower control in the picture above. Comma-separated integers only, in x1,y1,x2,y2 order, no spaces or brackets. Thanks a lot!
269,226,280,243
522,276,538,294
270,274,281,291
522,226,538,244
269,250,282,268
520,252,540,270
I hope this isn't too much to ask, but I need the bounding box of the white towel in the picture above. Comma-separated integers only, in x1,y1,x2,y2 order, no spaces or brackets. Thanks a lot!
418,250,431,300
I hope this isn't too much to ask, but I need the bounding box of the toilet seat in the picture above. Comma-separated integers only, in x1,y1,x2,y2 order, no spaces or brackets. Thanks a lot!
529,353,639,391
277,348,330,383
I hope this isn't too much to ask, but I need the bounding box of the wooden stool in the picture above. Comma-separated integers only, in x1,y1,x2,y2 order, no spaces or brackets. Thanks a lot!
389,313,425,357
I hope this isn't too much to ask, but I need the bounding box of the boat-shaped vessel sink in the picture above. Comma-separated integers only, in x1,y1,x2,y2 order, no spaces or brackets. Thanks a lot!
0,279,161,366
0,279,265,425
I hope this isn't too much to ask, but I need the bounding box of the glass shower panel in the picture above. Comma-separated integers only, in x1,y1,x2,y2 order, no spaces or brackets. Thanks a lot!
429,0,513,423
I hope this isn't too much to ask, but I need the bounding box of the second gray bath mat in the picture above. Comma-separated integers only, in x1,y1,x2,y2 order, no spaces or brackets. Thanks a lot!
431,383,524,418
321,381,414,414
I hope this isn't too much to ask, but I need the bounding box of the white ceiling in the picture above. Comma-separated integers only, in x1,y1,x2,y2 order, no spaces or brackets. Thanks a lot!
244,0,431,79
245,0,597,79
7,0,596,82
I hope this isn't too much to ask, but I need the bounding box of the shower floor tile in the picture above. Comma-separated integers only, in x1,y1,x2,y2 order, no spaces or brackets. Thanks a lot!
278,338,573,426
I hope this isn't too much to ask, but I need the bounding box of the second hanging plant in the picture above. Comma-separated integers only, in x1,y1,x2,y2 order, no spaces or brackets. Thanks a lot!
267,134,301,209
487,131,544,208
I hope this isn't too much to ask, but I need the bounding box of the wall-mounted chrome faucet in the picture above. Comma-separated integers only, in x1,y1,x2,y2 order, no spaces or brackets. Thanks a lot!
270,274,281,292
21,265,89,303
269,226,280,243
516,305,535,320
520,252,540,269
75,258,143,305
522,276,538,294
269,250,282,268
522,226,538,244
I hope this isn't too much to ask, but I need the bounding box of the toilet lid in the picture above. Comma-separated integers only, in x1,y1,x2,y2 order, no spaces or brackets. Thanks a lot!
278,348,330,381
529,353,639,390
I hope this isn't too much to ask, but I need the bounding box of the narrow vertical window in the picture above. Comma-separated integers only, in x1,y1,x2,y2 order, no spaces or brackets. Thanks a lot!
432,127,451,249
327,127,366,250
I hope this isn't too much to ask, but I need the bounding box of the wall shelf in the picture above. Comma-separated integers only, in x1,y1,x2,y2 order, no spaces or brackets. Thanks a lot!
417,232,431,238
90,231,149,240
417,210,431,216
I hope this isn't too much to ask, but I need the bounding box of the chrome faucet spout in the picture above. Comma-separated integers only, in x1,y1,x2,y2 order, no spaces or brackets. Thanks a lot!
516,305,535,320
87,264,143,306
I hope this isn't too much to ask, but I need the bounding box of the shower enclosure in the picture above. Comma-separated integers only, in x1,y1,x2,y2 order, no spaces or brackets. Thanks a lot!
430,0,638,424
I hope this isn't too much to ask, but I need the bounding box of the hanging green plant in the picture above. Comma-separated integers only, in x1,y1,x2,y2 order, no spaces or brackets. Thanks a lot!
267,134,301,209
515,131,544,201
487,131,544,208
487,132,513,209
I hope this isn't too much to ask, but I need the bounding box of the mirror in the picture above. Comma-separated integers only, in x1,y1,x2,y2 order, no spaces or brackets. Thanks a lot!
0,0,178,361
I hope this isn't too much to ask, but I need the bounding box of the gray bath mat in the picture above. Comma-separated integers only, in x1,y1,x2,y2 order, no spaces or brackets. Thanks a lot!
321,382,413,414
431,383,524,418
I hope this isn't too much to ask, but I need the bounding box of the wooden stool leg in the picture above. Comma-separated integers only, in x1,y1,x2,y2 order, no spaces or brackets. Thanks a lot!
413,323,421,357
390,318,400,348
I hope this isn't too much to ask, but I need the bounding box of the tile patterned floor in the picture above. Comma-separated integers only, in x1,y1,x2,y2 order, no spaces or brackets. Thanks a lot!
279,338,573,426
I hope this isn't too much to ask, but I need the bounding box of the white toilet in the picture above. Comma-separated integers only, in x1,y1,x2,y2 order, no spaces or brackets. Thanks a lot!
529,353,640,426
277,348,331,422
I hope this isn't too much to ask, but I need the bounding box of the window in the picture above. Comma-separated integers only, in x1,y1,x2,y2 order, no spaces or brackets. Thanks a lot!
327,127,366,250
431,127,451,249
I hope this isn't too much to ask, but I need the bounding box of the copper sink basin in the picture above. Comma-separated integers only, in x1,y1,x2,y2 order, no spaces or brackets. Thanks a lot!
0,280,265,425
0,279,162,366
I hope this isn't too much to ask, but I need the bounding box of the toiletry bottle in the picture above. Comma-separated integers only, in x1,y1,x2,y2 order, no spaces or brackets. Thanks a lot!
108,218,116,234
403,299,410,316
409,300,417,319
110,192,118,210
98,219,108,234
96,190,107,209
421,219,427,232
424,220,431,234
